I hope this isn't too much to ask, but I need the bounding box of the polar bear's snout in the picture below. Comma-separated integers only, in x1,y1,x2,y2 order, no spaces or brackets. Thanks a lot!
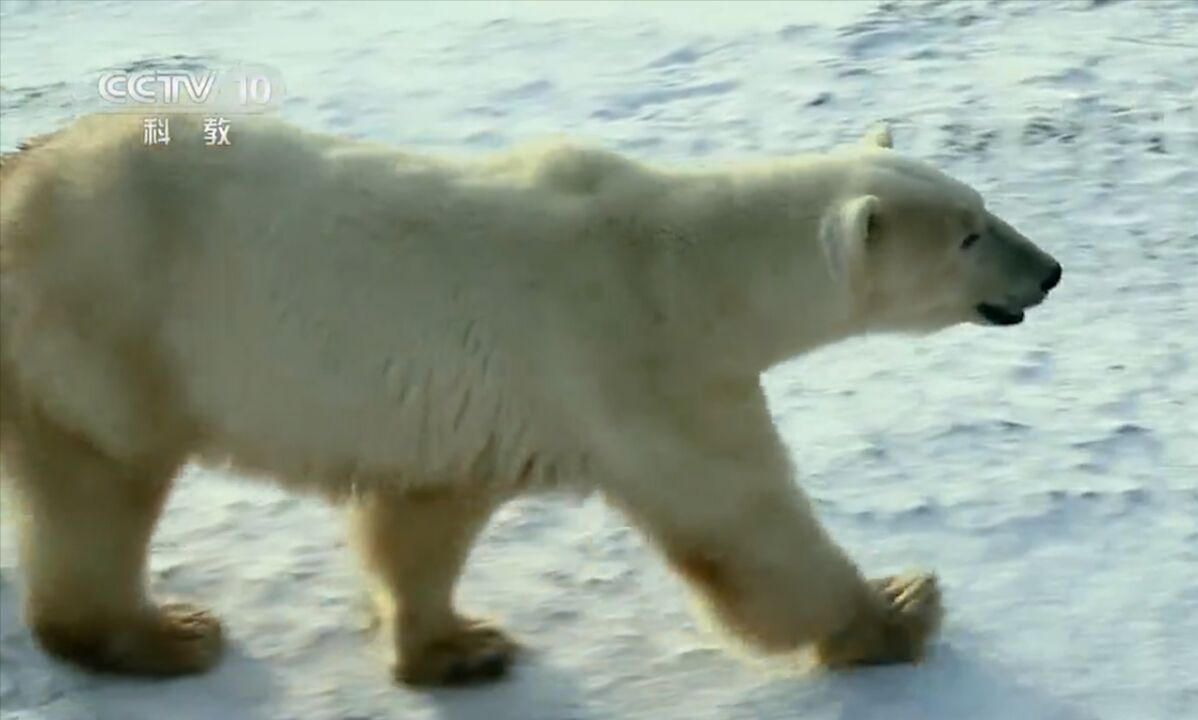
974,260,1062,326
971,213,1062,327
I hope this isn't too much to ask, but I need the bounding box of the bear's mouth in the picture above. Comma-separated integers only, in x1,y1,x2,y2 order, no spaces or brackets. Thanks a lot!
976,303,1025,326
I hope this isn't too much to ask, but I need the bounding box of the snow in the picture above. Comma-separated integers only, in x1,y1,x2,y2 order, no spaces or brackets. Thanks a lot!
1,1,1196,718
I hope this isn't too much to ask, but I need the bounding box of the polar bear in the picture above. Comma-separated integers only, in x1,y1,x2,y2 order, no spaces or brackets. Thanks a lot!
0,114,1062,686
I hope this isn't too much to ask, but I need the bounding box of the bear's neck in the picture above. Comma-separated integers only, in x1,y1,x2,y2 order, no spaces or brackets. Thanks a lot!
644,161,862,380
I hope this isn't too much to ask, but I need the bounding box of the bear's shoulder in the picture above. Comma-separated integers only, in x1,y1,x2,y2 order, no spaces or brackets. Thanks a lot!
482,140,647,196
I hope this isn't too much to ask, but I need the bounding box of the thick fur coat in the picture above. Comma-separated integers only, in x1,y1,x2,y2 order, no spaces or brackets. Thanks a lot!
0,114,1061,684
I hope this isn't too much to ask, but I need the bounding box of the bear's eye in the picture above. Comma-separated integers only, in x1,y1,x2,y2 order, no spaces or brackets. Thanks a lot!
961,233,980,249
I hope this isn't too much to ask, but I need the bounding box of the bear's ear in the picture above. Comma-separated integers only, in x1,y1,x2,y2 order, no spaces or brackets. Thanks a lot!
821,195,879,291
842,194,880,248
861,123,894,149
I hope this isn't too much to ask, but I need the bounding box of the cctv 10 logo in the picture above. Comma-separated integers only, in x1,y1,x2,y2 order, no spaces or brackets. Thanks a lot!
98,63,286,113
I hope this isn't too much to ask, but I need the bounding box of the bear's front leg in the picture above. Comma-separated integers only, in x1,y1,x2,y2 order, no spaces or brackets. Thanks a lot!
597,382,943,666
346,488,518,686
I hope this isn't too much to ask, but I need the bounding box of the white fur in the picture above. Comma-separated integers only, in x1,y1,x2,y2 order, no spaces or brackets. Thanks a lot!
3,114,898,497
0,114,1060,681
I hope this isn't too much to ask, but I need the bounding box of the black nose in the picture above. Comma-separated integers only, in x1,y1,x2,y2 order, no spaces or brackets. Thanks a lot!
1041,263,1062,292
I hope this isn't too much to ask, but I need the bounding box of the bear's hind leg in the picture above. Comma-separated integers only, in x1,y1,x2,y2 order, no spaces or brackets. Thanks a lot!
347,488,516,687
2,410,222,676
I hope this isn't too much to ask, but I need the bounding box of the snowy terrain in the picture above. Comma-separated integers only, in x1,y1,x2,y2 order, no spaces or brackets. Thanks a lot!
1,1,1196,718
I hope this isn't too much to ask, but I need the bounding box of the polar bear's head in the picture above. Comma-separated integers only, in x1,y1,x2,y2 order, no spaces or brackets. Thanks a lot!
825,125,1062,333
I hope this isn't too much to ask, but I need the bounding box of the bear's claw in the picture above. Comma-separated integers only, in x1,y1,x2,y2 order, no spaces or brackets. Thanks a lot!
815,570,944,668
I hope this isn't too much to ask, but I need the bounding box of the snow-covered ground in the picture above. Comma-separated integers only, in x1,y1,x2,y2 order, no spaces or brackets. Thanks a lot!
1,1,1196,718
